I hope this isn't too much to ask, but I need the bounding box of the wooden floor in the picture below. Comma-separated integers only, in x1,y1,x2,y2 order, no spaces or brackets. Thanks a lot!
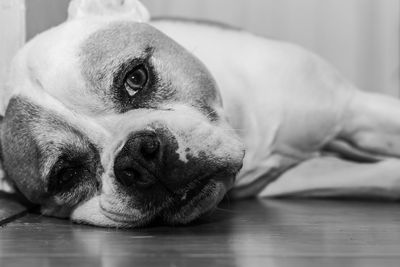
2,197,400,267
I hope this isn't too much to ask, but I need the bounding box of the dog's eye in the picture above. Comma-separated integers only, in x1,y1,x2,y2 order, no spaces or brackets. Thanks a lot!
124,64,148,97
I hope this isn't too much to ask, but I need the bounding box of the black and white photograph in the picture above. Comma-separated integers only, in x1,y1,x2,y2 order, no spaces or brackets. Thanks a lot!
0,0,399,266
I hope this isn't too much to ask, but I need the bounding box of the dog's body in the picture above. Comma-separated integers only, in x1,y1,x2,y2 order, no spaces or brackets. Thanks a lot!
1,0,400,227
151,19,400,199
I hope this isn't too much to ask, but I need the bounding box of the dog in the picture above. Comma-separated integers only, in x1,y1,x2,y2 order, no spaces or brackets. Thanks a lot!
1,0,400,227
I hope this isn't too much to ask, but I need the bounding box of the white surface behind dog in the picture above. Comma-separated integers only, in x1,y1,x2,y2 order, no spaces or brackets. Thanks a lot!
21,0,400,97
145,0,399,97
0,0,25,113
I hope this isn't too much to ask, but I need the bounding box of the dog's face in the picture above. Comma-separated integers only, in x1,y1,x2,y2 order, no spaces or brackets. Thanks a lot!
0,0,244,227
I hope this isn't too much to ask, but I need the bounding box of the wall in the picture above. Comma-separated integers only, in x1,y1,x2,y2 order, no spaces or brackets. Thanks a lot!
26,0,70,40
144,0,399,96
0,0,25,102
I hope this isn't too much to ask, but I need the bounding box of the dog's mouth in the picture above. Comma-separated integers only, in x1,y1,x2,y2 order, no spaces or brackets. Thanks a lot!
99,172,235,227
161,174,234,225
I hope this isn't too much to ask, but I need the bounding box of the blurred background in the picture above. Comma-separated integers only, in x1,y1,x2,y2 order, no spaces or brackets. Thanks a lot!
1,0,399,96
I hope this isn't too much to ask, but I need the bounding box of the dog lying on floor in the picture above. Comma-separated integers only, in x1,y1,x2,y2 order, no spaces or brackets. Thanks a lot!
1,0,400,227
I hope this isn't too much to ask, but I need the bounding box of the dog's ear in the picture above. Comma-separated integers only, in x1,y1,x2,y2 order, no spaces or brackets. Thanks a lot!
68,0,150,22
0,115,15,193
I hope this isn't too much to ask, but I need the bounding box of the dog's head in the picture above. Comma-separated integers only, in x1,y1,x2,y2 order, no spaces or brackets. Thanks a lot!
0,0,244,227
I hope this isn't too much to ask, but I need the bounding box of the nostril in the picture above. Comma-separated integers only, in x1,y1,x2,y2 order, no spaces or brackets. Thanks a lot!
113,131,162,189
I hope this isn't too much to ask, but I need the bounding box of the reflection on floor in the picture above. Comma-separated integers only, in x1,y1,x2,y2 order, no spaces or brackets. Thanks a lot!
1,198,400,267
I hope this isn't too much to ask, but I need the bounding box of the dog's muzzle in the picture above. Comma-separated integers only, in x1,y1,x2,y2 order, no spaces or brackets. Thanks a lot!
113,127,242,198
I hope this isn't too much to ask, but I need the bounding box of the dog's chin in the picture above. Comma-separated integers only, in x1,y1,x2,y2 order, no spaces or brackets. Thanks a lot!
161,177,234,225
70,196,154,228
71,176,234,228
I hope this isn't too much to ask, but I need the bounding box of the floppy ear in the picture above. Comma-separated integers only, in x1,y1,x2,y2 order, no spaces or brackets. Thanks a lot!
68,0,150,22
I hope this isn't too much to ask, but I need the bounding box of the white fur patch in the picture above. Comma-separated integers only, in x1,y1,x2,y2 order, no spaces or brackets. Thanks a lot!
100,104,243,167
71,196,147,227
71,196,118,226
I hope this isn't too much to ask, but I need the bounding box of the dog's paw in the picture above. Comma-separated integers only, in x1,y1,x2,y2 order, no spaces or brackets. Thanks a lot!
68,0,150,22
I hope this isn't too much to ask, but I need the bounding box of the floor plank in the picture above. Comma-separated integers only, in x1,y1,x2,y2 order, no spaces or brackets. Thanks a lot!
1,199,400,266
0,192,27,226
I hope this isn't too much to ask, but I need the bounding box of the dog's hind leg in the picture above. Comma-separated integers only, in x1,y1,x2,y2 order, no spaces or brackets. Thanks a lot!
326,90,400,160
260,156,400,199
259,90,400,199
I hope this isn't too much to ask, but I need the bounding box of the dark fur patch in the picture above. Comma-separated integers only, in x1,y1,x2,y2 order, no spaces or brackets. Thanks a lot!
1,96,101,209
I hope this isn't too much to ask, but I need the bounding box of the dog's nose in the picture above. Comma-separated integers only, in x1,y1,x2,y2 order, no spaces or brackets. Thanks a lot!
114,131,161,189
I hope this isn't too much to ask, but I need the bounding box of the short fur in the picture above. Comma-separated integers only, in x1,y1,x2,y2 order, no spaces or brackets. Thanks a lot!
2,0,400,228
